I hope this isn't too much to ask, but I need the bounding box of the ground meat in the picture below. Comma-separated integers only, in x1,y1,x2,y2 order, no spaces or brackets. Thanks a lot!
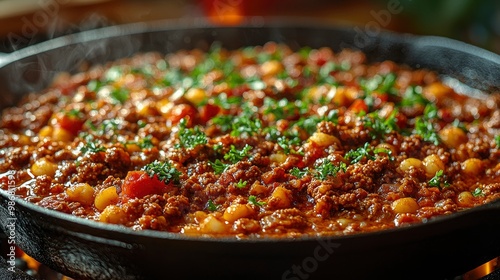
1,43,499,238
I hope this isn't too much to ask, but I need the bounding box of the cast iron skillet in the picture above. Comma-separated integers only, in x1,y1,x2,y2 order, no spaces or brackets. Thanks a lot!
0,19,500,280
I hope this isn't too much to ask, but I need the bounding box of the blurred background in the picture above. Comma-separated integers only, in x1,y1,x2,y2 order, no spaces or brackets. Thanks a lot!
0,0,499,53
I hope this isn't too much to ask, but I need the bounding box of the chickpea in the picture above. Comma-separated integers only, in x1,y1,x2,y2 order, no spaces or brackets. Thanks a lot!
156,99,173,115
94,186,119,211
423,82,453,101
461,158,483,176
337,218,353,229
309,132,341,147
184,88,207,106
439,126,467,149
306,86,328,102
399,158,424,173
100,205,128,224
392,197,419,214
457,191,474,207
52,127,73,142
38,126,53,138
124,143,141,153
223,204,255,222
31,158,58,177
260,60,283,77
66,183,95,206
423,154,445,178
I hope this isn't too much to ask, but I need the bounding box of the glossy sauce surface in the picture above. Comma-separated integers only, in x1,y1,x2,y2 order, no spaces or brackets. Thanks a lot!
1,43,500,237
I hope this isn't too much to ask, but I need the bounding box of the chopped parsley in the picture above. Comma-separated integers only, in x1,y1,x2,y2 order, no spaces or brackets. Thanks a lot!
360,73,397,94
314,159,347,180
236,179,248,189
277,134,303,155
176,118,208,149
290,167,309,178
206,200,219,211
229,113,262,138
428,170,449,188
262,98,308,120
104,67,123,82
87,119,120,137
344,142,393,164
110,88,129,104
452,119,468,133
65,108,83,119
414,118,440,145
472,187,484,197
210,159,230,174
80,135,106,154
399,86,429,107
142,160,182,184
363,110,399,139
138,135,154,149
345,142,375,163
87,80,103,92
212,93,242,110
248,195,266,207
495,135,500,148
224,144,252,163
125,135,154,150
293,110,339,135
414,104,440,145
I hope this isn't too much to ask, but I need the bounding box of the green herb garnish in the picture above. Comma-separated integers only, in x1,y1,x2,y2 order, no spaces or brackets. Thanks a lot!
80,135,106,154
290,167,309,178
142,160,182,184
314,159,347,180
400,86,429,107
206,200,219,211
363,110,399,139
345,142,375,163
472,187,484,197
414,104,440,145
414,117,440,145
224,144,252,163
177,118,207,149
428,170,449,188
210,159,230,174
248,195,266,207
236,179,248,189
110,88,129,104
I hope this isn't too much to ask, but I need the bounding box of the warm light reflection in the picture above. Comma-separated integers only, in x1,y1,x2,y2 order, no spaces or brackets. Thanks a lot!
463,257,498,280
202,0,245,25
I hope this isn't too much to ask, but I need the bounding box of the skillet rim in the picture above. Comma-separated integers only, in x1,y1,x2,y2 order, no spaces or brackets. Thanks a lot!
1,17,500,243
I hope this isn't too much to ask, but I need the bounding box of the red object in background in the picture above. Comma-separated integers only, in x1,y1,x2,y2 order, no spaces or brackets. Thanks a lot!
200,0,277,25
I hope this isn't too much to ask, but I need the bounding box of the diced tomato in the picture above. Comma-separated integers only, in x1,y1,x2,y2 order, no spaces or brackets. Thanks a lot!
54,110,85,135
167,104,197,125
438,108,454,123
348,99,368,114
122,170,173,199
199,103,220,123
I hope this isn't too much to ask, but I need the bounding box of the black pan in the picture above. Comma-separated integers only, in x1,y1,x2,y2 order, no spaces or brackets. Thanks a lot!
1,19,500,280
